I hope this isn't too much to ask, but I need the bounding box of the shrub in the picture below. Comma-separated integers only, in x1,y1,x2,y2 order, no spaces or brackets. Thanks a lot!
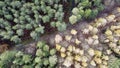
0,51,16,68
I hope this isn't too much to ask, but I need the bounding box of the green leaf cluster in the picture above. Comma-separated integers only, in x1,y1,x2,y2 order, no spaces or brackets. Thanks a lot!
69,0,104,24
34,41,58,67
0,41,58,68
108,56,120,68
0,51,16,68
0,0,66,43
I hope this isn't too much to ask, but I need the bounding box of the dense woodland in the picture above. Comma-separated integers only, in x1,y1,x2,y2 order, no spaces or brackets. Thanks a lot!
0,0,120,68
